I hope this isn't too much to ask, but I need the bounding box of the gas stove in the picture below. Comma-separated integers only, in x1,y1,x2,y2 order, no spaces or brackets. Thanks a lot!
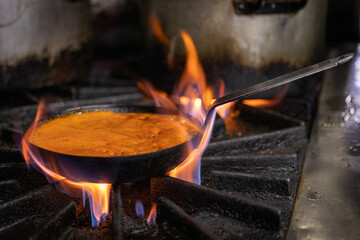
0,52,322,239
1,0,359,238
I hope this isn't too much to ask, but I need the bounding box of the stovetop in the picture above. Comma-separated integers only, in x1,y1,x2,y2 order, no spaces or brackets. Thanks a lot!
0,58,321,239
288,44,360,239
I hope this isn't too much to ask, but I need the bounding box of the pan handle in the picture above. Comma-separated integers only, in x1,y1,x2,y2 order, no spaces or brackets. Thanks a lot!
203,53,354,128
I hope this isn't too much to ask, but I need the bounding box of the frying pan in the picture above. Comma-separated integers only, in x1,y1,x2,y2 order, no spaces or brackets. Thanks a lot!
24,105,202,183
23,53,354,183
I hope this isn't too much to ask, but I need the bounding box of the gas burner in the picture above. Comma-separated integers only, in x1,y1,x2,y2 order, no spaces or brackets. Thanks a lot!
0,78,313,239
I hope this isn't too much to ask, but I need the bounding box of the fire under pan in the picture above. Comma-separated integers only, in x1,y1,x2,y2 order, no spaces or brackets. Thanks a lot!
0,95,311,239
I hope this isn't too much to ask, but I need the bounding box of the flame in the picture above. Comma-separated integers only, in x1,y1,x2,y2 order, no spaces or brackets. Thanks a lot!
21,101,111,227
139,30,232,184
180,96,190,105
167,110,216,184
147,203,157,225
137,79,176,110
168,31,232,183
242,99,280,108
150,14,170,46
149,14,176,68
22,99,47,166
242,83,290,108
225,83,290,137
216,80,234,119
176,31,206,102
135,200,145,217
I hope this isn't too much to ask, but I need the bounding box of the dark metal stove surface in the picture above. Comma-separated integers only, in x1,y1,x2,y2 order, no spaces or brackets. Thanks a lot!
0,62,317,239
288,44,360,239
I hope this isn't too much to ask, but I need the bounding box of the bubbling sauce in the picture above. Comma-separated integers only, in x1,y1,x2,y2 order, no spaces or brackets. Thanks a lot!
30,111,201,157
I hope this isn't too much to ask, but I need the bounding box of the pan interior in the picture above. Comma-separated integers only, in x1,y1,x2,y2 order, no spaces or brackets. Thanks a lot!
27,105,203,158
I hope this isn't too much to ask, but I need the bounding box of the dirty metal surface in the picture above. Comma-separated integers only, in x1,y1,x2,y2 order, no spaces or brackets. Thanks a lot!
287,45,360,239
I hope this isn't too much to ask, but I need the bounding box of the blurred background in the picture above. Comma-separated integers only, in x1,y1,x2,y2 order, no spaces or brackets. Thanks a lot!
0,0,359,106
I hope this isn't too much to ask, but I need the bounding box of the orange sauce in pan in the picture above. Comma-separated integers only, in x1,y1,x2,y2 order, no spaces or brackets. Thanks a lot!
29,111,201,157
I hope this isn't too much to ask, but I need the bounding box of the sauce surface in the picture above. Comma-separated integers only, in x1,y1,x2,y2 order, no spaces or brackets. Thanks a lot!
30,111,201,157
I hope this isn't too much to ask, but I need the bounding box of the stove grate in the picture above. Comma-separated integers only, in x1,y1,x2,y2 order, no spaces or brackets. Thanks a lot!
0,69,314,239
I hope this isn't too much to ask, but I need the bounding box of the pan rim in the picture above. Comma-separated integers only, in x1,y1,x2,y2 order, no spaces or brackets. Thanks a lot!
25,104,203,162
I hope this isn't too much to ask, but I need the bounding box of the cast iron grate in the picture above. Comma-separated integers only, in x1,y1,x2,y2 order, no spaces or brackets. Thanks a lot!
0,64,313,239
0,106,307,239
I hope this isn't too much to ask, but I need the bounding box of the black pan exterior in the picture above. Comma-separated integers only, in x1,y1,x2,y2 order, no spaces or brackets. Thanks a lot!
26,105,202,183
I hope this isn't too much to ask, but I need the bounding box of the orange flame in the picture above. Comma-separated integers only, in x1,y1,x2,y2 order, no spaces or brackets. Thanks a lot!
149,14,175,68
216,80,234,119
150,14,170,46
167,110,216,183
242,83,290,108
147,203,157,224
22,99,47,166
168,31,232,183
243,99,279,108
139,30,232,184
137,79,176,110
21,101,111,227
176,31,206,100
